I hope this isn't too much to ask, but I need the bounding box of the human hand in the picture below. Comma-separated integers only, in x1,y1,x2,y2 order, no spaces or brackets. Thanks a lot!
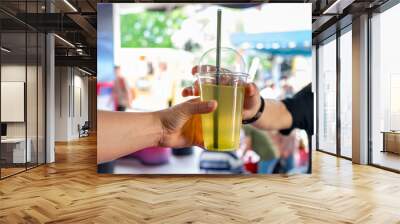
181,65,262,120
157,98,217,148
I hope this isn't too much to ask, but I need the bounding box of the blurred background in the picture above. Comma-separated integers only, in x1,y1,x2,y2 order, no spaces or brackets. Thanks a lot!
97,3,312,174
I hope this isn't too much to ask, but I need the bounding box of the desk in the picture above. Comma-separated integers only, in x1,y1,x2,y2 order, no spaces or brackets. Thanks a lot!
382,131,400,154
1,138,31,164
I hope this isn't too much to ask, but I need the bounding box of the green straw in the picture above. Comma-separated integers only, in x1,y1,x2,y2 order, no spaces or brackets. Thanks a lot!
213,9,221,149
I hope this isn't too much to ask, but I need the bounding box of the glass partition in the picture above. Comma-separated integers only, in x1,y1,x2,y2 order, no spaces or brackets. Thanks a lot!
38,32,45,165
27,31,38,169
1,30,28,177
0,1,46,179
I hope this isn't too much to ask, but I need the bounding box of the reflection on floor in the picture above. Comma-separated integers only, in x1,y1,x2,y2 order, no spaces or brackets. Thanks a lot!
0,167,25,177
0,135,400,223
0,162,42,178
373,150,400,171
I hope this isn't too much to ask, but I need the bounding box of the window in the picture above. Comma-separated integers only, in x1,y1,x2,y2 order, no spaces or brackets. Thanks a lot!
370,3,400,171
317,37,337,154
339,28,352,158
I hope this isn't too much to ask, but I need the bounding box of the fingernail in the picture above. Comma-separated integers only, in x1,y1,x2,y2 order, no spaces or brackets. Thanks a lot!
208,101,215,109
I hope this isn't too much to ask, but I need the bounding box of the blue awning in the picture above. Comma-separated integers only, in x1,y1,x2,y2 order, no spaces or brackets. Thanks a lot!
231,30,312,56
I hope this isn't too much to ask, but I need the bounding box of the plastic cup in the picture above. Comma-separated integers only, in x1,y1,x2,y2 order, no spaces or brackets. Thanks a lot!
197,71,248,151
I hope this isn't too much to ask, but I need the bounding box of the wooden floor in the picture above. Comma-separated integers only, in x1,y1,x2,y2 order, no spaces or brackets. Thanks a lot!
1,135,400,224
1,163,43,178
1,167,26,178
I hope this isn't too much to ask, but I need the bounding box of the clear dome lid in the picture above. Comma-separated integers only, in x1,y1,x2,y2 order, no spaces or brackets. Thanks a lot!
197,47,247,75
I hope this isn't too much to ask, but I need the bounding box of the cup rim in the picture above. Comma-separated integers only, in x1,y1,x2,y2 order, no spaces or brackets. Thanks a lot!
199,47,246,72
195,71,249,78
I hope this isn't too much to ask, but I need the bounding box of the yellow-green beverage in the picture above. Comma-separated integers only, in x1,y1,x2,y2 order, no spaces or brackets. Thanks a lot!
200,83,245,151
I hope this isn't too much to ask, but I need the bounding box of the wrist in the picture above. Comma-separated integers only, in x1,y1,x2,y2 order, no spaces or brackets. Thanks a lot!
151,111,165,147
243,96,264,125
253,96,262,117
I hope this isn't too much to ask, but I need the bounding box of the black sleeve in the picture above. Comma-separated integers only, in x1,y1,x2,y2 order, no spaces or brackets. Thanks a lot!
279,83,314,136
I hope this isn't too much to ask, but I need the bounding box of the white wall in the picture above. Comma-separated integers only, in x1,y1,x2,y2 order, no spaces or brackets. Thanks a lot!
1,65,35,138
1,65,26,81
72,73,89,138
55,66,70,141
55,67,89,141
1,65,26,150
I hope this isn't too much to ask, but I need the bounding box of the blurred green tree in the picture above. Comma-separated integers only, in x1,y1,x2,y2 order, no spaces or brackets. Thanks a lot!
120,9,186,48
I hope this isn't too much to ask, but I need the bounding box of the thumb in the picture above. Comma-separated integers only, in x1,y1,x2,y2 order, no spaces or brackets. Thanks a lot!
181,99,217,116
245,83,259,97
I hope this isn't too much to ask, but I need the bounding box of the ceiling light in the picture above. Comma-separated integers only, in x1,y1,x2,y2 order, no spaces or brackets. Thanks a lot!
63,0,78,12
323,0,354,15
78,67,92,76
54,34,75,48
1,47,11,53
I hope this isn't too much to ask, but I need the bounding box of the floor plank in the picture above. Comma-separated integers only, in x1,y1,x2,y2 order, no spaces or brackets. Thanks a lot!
1,135,400,224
